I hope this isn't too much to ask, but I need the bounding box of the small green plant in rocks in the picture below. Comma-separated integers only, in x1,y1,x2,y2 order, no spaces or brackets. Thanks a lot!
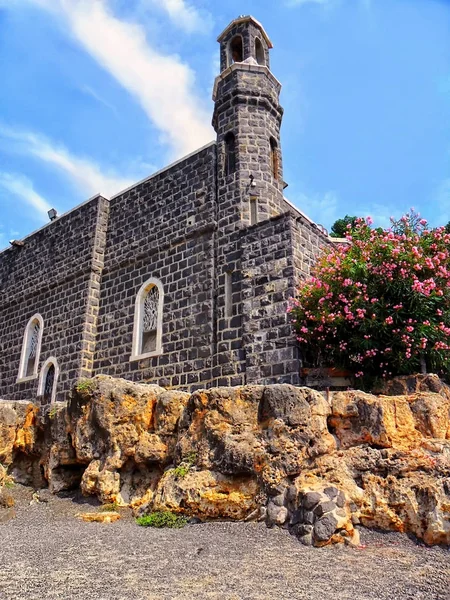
136,511,187,528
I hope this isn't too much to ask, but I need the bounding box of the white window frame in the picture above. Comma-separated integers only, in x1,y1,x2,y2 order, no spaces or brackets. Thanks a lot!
37,356,60,404
17,313,44,382
130,277,164,361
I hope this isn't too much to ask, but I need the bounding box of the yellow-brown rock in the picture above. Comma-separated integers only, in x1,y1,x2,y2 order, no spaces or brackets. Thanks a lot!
176,385,335,491
1,374,450,547
330,391,422,450
151,469,260,521
76,511,121,523
0,402,37,465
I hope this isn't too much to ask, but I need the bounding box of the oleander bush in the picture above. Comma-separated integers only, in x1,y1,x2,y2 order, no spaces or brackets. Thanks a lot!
289,212,450,387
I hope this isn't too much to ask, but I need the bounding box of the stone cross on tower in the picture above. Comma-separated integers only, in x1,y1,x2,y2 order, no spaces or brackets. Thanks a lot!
212,15,285,228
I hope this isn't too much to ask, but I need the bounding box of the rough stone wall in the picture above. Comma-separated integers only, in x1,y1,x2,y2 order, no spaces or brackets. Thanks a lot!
0,196,109,402
291,214,331,281
240,213,330,386
92,144,218,390
240,214,300,385
213,66,285,224
212,54,287,387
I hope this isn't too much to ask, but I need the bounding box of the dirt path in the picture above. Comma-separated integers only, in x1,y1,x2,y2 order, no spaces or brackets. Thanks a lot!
0,487,448,600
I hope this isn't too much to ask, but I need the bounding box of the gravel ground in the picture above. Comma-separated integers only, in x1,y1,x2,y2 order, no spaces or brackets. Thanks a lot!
0,486,449,600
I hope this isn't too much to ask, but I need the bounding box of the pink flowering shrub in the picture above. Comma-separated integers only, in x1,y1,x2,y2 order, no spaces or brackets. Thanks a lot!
289,212,450,385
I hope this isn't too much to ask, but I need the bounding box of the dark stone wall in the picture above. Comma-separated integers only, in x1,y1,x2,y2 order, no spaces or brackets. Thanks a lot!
92,144,218,390
0,196,109,401
211,46,287,387
241,213,330,386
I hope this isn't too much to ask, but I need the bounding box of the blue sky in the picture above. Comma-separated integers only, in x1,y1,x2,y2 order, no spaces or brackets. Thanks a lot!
0,0,449,249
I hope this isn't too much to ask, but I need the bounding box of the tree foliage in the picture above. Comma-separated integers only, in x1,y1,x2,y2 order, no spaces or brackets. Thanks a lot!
289,212,450,387
330,215,358,238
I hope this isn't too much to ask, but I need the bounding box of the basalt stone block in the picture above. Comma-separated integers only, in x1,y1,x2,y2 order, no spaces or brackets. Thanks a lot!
290,508,303,526
314,501,336,518
336,491,346,508
296,523,313,537
303,510,315,525
302,491,322,511
313,515,338,542
324,486,339,500
267,502,288,526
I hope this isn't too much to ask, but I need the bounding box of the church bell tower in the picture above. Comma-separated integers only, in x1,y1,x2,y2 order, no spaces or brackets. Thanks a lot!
213,15,285,227
212,17,287,387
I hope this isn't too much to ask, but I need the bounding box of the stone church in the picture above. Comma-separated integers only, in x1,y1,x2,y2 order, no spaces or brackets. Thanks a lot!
0,16,330,404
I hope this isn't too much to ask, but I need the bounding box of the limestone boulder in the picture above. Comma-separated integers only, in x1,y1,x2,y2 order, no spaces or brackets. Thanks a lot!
330,391,423,450
176,385,335,491
150,469,261,521
1,374,450,547
66,376,189,505
0,402,39,466
289,443,450,546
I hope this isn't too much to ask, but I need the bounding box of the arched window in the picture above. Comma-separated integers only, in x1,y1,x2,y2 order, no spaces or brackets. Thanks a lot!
38,357,59,405
130,278,164,360
17,313,44,381
255,38,265,66
229,35,243,65
224,132,236,176
270,137,279,180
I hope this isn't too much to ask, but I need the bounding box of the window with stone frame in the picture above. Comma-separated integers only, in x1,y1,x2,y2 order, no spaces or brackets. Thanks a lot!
130,278,164,360
255,38,265,66
270,137,279,180
17,314,44,381
38,357,59,405
229,35,243,65
224,132,236,176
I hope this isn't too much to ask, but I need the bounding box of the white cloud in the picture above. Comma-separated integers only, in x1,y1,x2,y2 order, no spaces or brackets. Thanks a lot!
0,172,52,218
0,124,134,197
290,190,339,231
25,0,214,159
144,0,213,34
290,190,406,232
81,85,119,116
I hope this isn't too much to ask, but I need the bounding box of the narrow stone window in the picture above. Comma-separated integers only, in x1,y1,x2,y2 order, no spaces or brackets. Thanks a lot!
270,137,279,180
250,197,258,225
38,357,59,405
142,286,159,353
131,278,164,361
229,35,243,64
255,38,265,66
225,271,233,318
224,132,236,176
17,313,44,381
